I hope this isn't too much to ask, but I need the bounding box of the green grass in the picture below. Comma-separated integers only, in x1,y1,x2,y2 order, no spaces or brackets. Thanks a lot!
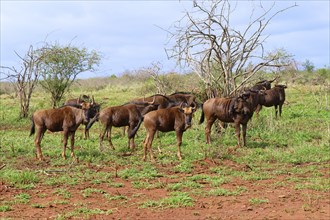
140,192,194,209
0,81,329,217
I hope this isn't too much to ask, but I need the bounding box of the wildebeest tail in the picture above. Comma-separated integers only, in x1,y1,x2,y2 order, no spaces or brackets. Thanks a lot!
29,116,35,136
199,103,204,124
86,113,99,130
128,117,144,139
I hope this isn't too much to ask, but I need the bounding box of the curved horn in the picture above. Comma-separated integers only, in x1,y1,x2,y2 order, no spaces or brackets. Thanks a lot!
91,95,95,105
148,96,156,105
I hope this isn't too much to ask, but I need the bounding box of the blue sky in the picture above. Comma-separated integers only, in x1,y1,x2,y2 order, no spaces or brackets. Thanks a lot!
1,1,329,79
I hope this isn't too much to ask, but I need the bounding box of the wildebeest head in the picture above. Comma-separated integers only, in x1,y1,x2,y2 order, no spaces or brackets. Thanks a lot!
79,102,93,123
178,102,196,130
229,95,251,116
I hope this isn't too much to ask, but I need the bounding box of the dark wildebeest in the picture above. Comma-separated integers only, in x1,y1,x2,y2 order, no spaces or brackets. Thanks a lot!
64,95,100,139
255,85,287,118
251,77,278,91
167,92,198,108
143,103,196,161
64,94,91,107
199,94,253,147
133,94,177,109
86,101,159,150
30,102,93,161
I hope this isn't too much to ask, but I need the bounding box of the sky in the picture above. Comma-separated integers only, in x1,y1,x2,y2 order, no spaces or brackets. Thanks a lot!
1,0,329,79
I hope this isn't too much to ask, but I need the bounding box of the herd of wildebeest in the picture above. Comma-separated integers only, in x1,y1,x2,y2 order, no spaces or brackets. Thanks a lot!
29,78,287,162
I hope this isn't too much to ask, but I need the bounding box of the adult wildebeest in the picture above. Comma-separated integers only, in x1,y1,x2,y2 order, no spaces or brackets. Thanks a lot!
167,92,198,108
255,85,287,118
64,94,91,107
64,95,100,139
86,101,159,151
143,103,196,161
251,77,278,91
30,102,93,161
199,94,253,147
133,94,177,109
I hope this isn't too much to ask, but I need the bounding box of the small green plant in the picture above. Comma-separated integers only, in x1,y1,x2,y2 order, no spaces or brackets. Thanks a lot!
140,192,194,209
0,205,12,212
14,193,31,204
104,194,127,201
249,198,269,205
53,188,71,199
81,188,106,198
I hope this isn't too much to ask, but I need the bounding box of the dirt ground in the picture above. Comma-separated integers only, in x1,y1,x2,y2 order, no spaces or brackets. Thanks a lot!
1,159,329,220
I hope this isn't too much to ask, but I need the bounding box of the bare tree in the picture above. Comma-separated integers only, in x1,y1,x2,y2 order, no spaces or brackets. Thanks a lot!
166,0,297,98
1,46,41,118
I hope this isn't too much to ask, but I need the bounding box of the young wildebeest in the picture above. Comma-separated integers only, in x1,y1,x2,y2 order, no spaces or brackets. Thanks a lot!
30,102,93,161
63,95,100,139
86,102,159,151
199,94,253,147
255,85,287,118
143,103,196,161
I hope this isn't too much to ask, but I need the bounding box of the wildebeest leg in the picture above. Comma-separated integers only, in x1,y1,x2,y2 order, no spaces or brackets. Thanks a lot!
255,104,262,117
143,133,149,161
274,105,278,118
99,125,107,151
127,126,136,150
279,104,283,117
107,125,115,150
144,130,156,162
242,124,247,147
235,123,242,147
175,130,183,160
62,130,69,160
205,117,216,144
35,126,46,160
129,137,136,150
69,131,77,162
157,131,162,153
84,125,89,140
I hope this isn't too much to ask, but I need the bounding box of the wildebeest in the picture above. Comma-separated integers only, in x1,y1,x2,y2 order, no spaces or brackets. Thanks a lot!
133,94,177,109
86,101,159,150
199,94,253,147
251,77,278,91
64,94,91,107
167,92,198,108
255,85,287,118
30,102,93,161
64,95,100,139
143,103,196,161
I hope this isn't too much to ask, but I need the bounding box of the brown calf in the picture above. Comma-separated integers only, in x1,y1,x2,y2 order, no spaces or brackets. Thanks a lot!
143,103,196,161
30,103,92,161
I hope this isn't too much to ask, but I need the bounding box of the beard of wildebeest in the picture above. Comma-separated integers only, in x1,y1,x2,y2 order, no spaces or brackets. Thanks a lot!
30,102,92,161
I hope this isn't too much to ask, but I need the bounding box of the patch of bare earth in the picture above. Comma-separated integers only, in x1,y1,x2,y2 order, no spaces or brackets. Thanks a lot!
1,159,329,219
